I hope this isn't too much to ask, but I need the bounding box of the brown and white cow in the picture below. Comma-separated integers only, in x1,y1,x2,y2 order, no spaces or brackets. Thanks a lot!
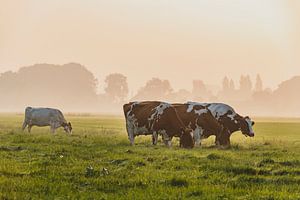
187,102,255,146
171,103,229,146
123,101,194,148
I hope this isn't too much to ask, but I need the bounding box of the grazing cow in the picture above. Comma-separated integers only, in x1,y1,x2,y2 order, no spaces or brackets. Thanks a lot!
22,107,72,134
171,103,229,146
123,101,194,148
187,102,255,145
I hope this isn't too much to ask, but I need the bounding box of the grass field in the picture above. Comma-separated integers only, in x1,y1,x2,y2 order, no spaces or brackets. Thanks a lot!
0,114,300,199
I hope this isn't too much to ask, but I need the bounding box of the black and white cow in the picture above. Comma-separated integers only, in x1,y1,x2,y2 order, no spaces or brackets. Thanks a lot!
22,107,72,134
187,102,255,145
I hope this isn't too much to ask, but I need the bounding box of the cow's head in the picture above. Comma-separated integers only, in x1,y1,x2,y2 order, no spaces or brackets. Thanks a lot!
179,128,194,149
238,116,255,137
62,122,72,134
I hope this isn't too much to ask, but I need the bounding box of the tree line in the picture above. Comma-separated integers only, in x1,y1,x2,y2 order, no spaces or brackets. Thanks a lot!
0,63,299,116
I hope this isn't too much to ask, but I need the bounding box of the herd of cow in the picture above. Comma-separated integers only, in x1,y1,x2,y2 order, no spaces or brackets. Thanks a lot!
123,101,255,148
21,101,255,149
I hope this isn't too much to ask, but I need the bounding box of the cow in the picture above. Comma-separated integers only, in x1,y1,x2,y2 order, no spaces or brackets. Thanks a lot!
171,103,230,146
22,107,72,134
123,101,194,148
187,102,255,146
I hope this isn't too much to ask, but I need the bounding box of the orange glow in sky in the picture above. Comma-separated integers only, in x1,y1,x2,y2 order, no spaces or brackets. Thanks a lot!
0,0,299,92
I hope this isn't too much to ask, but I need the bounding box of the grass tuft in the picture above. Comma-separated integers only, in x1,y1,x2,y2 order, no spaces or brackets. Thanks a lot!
169,177,189,187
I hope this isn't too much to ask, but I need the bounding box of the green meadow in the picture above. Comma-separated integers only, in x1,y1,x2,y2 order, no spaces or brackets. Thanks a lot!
0,114,300,199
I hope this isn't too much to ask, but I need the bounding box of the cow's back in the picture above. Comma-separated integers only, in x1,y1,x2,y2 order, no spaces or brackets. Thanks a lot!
174,103,221,132
172,104,197,129
124,101,162,128
28,108,64,126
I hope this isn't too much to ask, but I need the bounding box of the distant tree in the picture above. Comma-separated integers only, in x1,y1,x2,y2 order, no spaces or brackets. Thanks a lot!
239,75,252,92
192,80,211,101
222,76,230,92
192,80,204,93
0,63,98,111
273,76,300,112
229,79,235,91
255,74,263,92
104,73,128,103
132,78,172,100
169,89,191,102
219,76,235,101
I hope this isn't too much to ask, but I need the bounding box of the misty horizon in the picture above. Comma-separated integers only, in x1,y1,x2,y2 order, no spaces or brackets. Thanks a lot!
0,62,295,95
0,63,299,117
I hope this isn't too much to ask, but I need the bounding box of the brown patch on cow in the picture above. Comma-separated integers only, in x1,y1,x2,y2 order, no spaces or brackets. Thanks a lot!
123,101,192,147
180,129,194,149
172,103,224,145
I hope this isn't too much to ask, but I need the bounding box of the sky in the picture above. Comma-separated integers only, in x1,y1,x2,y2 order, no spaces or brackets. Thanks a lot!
0,0,299,93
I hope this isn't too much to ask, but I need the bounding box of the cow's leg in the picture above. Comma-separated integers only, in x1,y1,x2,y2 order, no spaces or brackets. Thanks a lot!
126,120,135,145
128,134,135,145
51,124,57,134
164,138,172,147
22,121,27,131
215,137,220,146
152,132,158,145
49,122,57,134
161,131,171,147
194,127,202,146
28,125,32,133
50,126,56,134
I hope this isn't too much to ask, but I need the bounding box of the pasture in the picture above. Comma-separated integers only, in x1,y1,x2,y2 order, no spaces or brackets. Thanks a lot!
0,114,300,199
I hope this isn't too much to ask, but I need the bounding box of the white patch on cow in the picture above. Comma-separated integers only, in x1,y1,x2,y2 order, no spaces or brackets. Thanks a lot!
187,101,237,120
194,109,208,116
186,102,208,116
245,117,255,135
193,126,203,146
126,102,140,118
149,103,170,121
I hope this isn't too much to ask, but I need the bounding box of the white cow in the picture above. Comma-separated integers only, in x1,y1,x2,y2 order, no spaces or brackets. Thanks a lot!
22,107,72,134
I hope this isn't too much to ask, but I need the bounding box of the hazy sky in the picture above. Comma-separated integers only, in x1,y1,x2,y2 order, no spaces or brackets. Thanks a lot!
1,0,299,93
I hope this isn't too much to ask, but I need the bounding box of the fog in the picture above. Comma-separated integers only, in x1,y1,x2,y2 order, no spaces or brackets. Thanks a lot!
0,1,299,116
0,63,299,117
